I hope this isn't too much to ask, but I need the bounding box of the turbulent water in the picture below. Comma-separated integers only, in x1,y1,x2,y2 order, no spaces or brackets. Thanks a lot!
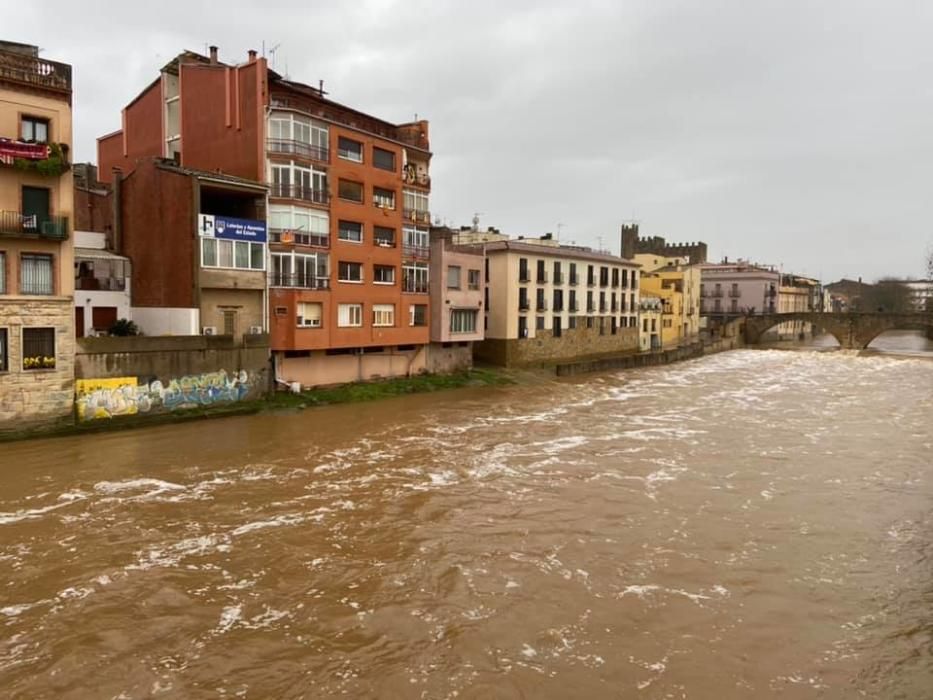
1,333,932,699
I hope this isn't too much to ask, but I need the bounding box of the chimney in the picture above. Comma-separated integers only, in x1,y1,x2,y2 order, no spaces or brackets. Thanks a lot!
248,49,257,63
209,45,218,64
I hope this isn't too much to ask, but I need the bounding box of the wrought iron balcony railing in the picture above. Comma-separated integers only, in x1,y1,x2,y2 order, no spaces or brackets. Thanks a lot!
266,139,329,162
269,183,329,204
0,211,68,239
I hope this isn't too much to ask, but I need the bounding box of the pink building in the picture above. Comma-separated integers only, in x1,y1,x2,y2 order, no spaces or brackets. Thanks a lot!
427,227,485,372
699,261,779,316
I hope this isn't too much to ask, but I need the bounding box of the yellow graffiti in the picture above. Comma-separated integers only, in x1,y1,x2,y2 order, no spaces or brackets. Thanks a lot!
75,377,140,421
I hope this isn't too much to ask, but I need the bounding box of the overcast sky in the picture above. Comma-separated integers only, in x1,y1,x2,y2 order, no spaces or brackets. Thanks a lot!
18,0,933,282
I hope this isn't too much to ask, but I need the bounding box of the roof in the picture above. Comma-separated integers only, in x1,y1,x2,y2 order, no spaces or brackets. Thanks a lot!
478,240,638,266
153,159,267,190
75,247,129,261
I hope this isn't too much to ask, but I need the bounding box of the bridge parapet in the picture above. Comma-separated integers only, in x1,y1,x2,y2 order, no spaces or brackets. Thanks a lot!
742,312,933,349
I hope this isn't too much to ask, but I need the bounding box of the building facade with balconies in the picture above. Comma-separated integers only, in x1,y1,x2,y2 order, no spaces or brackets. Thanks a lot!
0,41,75,431
697,260,780,317
470,233,640,367
635,254,701,347
97,46,432,387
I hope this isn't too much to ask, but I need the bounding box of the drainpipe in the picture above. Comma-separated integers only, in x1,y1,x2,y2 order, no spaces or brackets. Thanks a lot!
111,168,122,254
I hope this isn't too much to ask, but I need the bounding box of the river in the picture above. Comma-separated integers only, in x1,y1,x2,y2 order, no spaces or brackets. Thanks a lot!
1,333,932,699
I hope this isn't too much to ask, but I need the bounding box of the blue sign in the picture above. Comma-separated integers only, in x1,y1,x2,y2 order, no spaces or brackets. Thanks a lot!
198,214,267,243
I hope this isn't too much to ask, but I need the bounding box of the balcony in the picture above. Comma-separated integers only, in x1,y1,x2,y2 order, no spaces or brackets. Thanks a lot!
403,208,431,224
0,211,68,240
587,277,596,287
269,274,330,290
402,244,430,260
374,235,396,248
536,272,548,284
266,139,329,163
0,49,71,93
402,169,431,188
519,272,530,283
711,288,725,298
269,183,329,205
519,299,530,311
270,228,328,248
402,277,429,294
729,289,741,298
587,303,595,313
599,303,608,313
76,276,126,291
569,274,579,286
553,272,564,285
570,301,579,312
536,299,548,311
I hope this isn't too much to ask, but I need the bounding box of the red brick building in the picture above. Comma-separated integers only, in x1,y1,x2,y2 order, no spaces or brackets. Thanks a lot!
97,46,432,386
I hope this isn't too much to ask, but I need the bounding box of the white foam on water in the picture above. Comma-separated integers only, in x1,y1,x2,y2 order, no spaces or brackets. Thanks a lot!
521,644,537,658
0,490,89,525
619,584,662,599
216,604,242,633
231,513,305,536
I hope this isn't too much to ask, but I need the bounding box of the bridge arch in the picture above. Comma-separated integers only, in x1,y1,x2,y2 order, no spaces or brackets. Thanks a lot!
742,312,933,350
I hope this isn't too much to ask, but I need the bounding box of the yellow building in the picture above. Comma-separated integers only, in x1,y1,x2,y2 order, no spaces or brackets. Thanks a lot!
0,41,74,431
634,254,701,347
638,294,662,351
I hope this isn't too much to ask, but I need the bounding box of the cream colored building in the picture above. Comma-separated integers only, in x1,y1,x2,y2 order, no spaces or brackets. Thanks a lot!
634,253,701,346
771,273,820,340
471,234,640,366
639,295,662,352
0,41,74,432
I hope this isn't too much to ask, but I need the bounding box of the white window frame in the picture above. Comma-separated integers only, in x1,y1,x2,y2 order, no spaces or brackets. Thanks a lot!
338,261,363,284
337,136,363,163
338,303,363,327
296,301,323,328
403,189,429,213
402,225,429,250
447,265,461,289
372,187,396,210
450,309,477,334
374,265,396,285
201,238,266,271
373,304,395,327
409,304,427,326
403,261,429,293
338,220,363,243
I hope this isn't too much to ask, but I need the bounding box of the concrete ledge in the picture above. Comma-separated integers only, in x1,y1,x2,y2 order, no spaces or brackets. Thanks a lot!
77,333,270,354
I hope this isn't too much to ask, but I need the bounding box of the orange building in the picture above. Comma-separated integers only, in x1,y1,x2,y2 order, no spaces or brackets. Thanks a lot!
97,46,432,386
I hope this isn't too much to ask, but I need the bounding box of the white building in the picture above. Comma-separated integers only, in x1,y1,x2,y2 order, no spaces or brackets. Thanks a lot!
73,230,131,337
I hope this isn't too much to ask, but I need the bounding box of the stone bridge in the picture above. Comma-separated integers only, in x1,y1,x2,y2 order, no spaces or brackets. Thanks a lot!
743,312,933,349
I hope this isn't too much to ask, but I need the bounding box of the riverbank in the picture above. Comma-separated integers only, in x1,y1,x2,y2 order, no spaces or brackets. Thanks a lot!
0,368,516,444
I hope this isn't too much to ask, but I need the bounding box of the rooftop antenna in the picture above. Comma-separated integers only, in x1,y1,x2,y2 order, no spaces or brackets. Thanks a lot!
597,235,604,252
557,222,564,241
267,43,281,69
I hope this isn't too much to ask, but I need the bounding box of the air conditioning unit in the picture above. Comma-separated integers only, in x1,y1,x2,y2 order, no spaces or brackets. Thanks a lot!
202,326,217,335
248,325,263,334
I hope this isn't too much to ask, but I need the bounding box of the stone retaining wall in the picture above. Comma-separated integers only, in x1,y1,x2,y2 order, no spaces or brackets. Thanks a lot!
475,325,639,367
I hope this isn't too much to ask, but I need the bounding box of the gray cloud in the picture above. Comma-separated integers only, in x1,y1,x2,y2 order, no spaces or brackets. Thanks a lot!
18,0,933,281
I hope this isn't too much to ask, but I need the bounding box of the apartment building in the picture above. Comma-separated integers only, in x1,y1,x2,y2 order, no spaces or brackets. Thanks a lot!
97,46,432,386
428,227,484,372
639,295,662,352
772,273,820,340
635,254,701,347
698,260,780,316
0,41,74,431
471,233,640,366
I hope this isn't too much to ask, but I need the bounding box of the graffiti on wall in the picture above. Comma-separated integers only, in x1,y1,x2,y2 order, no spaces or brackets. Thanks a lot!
76,370,254,421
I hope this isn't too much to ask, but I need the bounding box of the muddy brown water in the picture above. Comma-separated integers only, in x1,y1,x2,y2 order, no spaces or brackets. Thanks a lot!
1,332,932,698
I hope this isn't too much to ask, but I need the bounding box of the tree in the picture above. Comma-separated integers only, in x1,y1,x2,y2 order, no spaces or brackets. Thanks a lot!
863,278,912,313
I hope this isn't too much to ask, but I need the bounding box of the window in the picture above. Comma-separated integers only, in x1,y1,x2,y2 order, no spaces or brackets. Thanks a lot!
403,189,430,221
409,304,427,326
0,328,7,372
373,147,396,171
268,205,329,246
338,261,363,283
536,316,545,330
0,252,5,293
338,303,363,327
374,227,395,247
271,251,329,288
569,263,578,285
587,291,594,312
519,287,529,311
222,310,237,336
553,289,563,311
600,266,609,286
338,179,363,202
587,265,595,286
612,268,619,287
21,116,49,143
269,114,328,159
519,258,529,282
536,288,547,310
337,136,363,162
22,327,55,370
201,239,265,271
536,259,547,283
599,291,606,312
338,220,363,243
448,265,461,289
468,269,480,290
518,316,528,338
373,304,395,327
403,261,429,293
297,302,323,328
374,265,395,284
20,254,53,295
643,318,649,332
553,261,562,284
622,269,629,288
402,225,429,253
569,289,577,312
569,316,577,330
373,187,396,210
450,309,477,334
553,316,562,338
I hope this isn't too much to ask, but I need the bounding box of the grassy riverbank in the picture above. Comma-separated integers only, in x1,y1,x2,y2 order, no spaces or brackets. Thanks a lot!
0,368,516,443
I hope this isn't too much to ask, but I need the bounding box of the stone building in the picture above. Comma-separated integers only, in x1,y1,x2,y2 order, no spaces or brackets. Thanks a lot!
0,41,75,432
621,223,708,266
470,233,640,367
